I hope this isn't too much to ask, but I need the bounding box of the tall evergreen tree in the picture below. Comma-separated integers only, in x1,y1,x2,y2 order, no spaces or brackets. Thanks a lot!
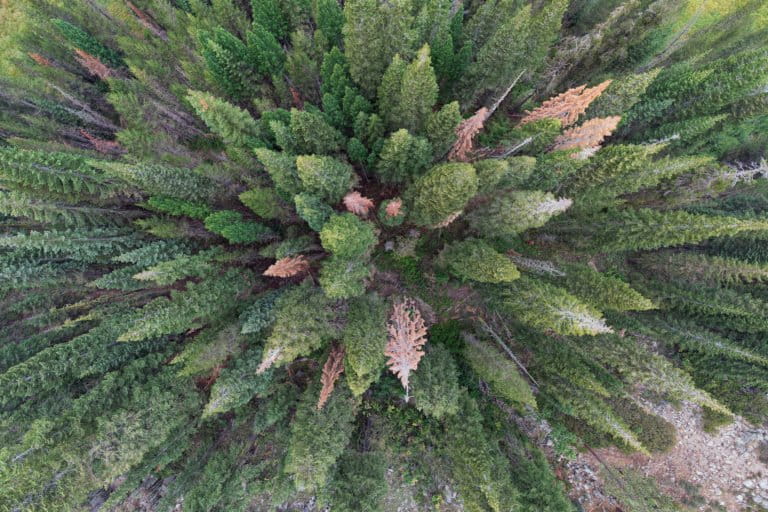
1,1,766,509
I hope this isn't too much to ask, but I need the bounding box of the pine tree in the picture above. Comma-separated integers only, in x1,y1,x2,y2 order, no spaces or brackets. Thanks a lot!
294,192,334,231
342,0,415,96
343,191,375,217
342,293,389,396
634,251,768,286
295,155,355,203
251,0,289,40
557,209,768,252
320,451,387,512
378,44,438,133
204,210,273,243
199,27,263,100
186,90,264,150
521,80,613,127
2,1,768,508
640,279,768,334
320,47,371,131
464,333,536,410
375,129,433,184
378,198,406,227
318,256,371,299
448,107,489,162
425,101,462,159
439,238,520,283
551,115,621,153
146,196,212,220
284,378,358,492
95,161,219,202
458,4,532,108
558,264,655,312
385,297,428,400
257,280,340,372
319,213,377,259
263,255,310,278
572,154,712,214
317,343,345,410
203,346,274,417
314,0,344,49
0,147,128,200
239,187,284,219
118,269,253,342
410,343,460,419
133,247,228,285
442,392,521,512
637,315,768,367
467,190,573,238
289,108,345,155
494,276,614,336
52,19,124,69
255,148,303,201
408,162,478,227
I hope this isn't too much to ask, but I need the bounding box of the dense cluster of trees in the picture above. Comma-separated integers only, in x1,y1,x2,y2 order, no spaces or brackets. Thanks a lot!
0,0,766,510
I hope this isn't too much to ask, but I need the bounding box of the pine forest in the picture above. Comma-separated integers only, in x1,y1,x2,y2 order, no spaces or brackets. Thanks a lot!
1,0,768,511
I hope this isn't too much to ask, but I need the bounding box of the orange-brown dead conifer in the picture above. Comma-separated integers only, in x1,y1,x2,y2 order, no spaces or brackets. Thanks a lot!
385,297,428,400
520,80,612,127
343,191,375,216
385,198,403,218
551,115,621,154
74,49,114,80
263,255,310,278
317,344,345,410
448,107,489,162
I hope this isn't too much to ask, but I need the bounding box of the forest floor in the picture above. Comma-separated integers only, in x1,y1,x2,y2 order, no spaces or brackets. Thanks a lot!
107,399,768,512
563,400,768,512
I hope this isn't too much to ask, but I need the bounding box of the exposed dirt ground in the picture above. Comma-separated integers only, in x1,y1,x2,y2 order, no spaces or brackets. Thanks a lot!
569,400,768,511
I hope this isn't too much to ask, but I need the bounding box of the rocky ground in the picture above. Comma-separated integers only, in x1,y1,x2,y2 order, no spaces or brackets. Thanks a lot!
569,400,768,511
102,398,768,512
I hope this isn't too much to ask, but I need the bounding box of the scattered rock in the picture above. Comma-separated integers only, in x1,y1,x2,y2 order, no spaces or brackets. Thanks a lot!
573,400,768,512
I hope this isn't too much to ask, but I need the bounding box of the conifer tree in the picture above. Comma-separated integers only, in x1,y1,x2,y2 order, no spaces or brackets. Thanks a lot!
558,264,656,312
464,334,536,410
342,293,389,396
467,190,573,237
375,129,433,184
186,90,264,150
1,1,767,508
342,0,415,96
52,19,124,69
199,27,263,101
258,280,340,372
634,251,768,286
289,108,345,155
319,256,371,299
295,155,355,203
410,343,460,419
442,392,521,512
495,276,614,336
251,0,289,40
320,451,387,512
255,148,303,201
284,378,358,492
439,238,520,283
314,0,344,49
408,162,478,226
204,210,273,243
294,192,334,231
378,44,438,133
558,209,768,252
